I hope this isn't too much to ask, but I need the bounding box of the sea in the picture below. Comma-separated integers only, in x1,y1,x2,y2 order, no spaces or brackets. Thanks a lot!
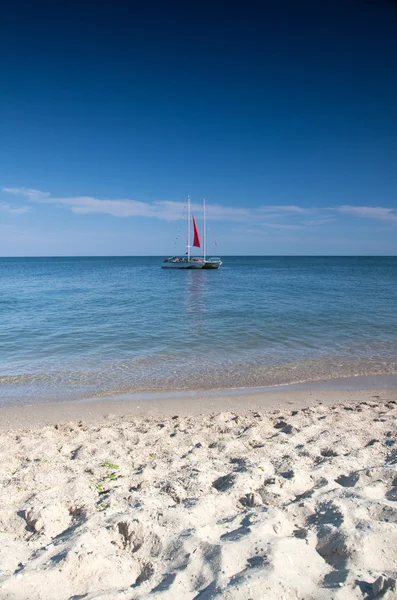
1,256,397,407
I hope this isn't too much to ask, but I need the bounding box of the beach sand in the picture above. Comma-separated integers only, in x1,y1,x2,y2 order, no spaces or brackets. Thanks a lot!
1,388,397,599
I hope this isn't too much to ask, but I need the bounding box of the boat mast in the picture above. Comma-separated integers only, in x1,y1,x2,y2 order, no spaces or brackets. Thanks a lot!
203,198,206,262
187,195,191,261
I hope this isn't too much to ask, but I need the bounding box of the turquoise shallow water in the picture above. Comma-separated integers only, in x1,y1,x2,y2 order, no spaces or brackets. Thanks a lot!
1,256,397,407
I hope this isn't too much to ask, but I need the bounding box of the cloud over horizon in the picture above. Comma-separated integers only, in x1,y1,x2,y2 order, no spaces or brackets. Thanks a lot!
0,201,31,215
338,205,397,224
2,188,397,231
1,187,312,223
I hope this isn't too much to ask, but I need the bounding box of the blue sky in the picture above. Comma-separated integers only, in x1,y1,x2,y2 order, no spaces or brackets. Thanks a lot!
1,0,396,256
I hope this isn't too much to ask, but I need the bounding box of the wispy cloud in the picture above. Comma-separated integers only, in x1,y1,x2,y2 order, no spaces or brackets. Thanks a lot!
1,187,311,222
3,188,396,232
2,188,50,201
257,205,309,214
303,217,336,226
0,201,31,215
263,223,309,230
338,205,397,224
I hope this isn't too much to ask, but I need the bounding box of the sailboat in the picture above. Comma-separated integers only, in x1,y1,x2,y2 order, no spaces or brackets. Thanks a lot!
162,196,205,269
201,198,223,270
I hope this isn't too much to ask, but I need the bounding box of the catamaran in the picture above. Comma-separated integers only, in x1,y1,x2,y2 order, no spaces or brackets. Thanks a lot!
162,196,204,269
162,196,222,269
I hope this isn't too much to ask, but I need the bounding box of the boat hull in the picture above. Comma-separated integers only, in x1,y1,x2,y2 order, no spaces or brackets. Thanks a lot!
202,260,222,269
161,261,204,269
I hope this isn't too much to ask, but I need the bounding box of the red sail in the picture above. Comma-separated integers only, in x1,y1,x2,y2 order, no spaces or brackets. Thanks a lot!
192,216,201,248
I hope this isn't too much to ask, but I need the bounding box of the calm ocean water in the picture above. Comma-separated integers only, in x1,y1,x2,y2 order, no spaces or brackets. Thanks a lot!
1,256,397,407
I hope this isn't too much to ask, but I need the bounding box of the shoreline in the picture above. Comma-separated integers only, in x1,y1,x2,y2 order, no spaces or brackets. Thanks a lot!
2,361,397,407
1,374,397,430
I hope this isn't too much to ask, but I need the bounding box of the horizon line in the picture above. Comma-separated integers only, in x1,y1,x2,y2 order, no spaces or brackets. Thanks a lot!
1,254,396,259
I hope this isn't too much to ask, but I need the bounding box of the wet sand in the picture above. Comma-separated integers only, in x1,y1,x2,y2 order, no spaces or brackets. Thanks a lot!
1,375,397,430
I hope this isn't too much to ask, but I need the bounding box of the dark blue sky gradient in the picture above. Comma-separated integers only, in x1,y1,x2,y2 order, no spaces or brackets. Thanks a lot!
0,0,396,255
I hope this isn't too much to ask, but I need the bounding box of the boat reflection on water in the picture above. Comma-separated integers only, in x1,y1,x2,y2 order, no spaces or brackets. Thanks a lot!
184,269,208,331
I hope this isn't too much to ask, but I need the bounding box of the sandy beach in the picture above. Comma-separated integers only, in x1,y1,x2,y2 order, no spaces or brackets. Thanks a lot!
1,388,397,600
